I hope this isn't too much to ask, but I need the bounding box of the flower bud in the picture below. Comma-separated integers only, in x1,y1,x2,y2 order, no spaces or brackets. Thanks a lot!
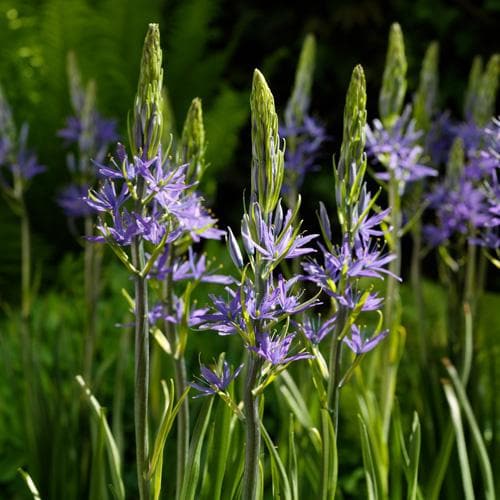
379,23,407,129
129,23,164,160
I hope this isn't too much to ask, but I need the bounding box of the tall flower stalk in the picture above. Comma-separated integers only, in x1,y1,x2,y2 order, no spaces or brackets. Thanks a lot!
130,25,164,499
281,34,326,210
368,24,415,437
87,24,225,498
0,83,45,484
411,41,439,364
58,53,117,382
300,65,395,498
197,69,318,499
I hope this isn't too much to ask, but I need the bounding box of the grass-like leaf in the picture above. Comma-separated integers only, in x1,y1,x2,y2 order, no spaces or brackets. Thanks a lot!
17,469,41,500
75,375,125,500
442,380,475,500
320,409,338,500
443,359,495,500
261,421,292,500
179,398,214,500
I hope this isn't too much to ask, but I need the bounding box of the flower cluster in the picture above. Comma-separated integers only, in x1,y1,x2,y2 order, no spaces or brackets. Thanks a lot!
86,148,223,250
424,119,499,248
190,361,243,398
280,115,327,195
0,87,44,193
303,65,394,356
57,54,118,218
366,106,437,193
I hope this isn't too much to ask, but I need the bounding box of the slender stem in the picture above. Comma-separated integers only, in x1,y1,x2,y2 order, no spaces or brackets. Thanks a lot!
410,223,426,365
174,355,189,495
83,215,98,382
160,249,190,498
381,177,402,439
327,306,347,434
242,355,262,500
131,238,150,500
463,242,476,314
19,200,40,477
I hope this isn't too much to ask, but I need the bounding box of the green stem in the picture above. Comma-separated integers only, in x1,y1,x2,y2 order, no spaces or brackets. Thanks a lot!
242,355,262,500
160,249,190,499
410,223,426,365
174,355,189,500
131,238,150,500
427,249,475,499
327,307,347,433
83,215,99,382
381,177,402,439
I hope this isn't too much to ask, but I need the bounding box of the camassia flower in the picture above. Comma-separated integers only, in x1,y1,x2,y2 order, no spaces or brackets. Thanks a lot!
295,315,336,345
57,55,118,218
148,247,233,284
343,324,389,355
250,331,313,366
366,106,437,193
85,146,223,249
241,201,317,262
191,361,243,398
280,115,327,195
0,121,45,192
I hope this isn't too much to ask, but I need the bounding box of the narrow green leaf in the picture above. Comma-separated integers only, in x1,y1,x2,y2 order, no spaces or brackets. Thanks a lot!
442,381,475,500
320,409,338,500
407,412,421,500
212,398,235,500
261,422,292,500
75,375,125,500
358,415,378,500
151,381,191,500
279,371,314,428
288,414,299,500
180,398,214,500
89,410,108,500
17,469,41,500
443,359,496,500
358,412,386,500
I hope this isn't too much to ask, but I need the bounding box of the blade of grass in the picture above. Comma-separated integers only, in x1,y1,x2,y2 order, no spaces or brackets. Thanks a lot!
213,398,235,500
179,398,214,500
407,412,421,500
358,413,385,500
75,375,125,500
443,358,495,500
288,414,299,500
18,469,41,500
442,380,475,500
261,421,292,500
320,409,338,500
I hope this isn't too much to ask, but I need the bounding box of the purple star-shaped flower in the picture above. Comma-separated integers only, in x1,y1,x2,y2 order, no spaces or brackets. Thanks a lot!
250,331,312,366
343,324,389,355
191,361,243,398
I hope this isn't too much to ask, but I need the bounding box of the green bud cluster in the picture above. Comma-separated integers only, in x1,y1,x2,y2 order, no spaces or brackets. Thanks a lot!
285,34,316,128
463,56,483,121
379,23,407,129
446,137,465,183
129,23,164,160
178,97,207,185
474,54,499,127
334,65,368,233
413,42,439,132
250,69,285,218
